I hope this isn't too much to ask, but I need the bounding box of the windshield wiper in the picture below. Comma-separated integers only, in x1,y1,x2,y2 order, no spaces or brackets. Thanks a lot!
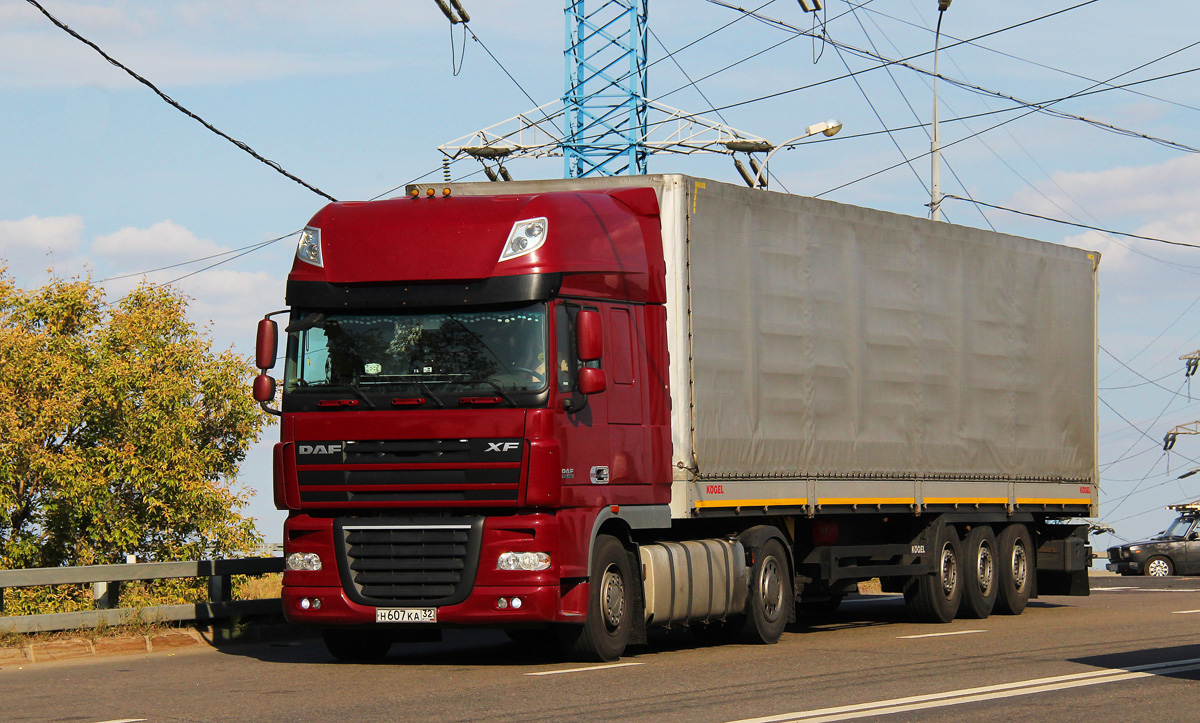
299,383,376,409
409,381,446,409
285,312,325,333
456,379,517,407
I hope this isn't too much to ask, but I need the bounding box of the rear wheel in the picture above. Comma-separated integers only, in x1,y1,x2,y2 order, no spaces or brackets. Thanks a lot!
959,526,998,619
739,538,791,644
556,535,633,661
905,525,963,623
1145,555,1174,577
995,524,1033,615
322,630,392,662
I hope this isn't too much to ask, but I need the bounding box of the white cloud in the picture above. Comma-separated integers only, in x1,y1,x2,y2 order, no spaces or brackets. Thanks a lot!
92,219,225,264
0,215,87,279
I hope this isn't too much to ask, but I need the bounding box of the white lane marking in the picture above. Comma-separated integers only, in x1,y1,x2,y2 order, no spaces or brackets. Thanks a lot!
525,661,644,676
93,719,146,723
1095,587,1200,592
1092,586,1138,591
1171,609,1200,614
897,629,987,639
724,657,1200,723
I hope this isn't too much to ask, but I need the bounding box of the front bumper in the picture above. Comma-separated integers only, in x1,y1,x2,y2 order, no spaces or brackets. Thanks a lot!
281,511,591,628
282,583,580,627
1106,560,1141,575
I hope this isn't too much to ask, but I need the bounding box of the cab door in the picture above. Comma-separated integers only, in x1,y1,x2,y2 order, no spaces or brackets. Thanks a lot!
554,302,610,499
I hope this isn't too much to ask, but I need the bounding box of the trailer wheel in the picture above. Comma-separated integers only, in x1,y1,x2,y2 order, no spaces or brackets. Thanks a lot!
995,524,1033,615
739,538,791,644
322,630,392,662
959,526,998,619
1144,555,1174,577
904,525,962,623
556,535,633,661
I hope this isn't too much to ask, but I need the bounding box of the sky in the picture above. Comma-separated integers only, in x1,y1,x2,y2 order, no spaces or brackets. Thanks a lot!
3,0,1200,552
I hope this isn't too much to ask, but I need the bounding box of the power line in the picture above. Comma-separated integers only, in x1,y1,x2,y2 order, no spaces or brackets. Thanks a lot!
943,196,1200,250
23,0,338,203
96,232,298,284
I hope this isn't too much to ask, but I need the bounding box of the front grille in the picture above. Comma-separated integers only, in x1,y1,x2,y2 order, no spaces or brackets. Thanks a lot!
1108,548,1121,563
336,518,484,606
296,438,523,507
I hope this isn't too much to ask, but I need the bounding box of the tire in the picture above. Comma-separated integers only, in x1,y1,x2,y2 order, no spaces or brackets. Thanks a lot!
995,524,1034,615
322,630,392,662
738,538,791,644
959,526,998,619
556,535,633,661
1145,555,1174,577
904,525,963,623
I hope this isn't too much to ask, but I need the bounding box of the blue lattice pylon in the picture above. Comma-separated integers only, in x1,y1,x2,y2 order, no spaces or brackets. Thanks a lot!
563,0,649,177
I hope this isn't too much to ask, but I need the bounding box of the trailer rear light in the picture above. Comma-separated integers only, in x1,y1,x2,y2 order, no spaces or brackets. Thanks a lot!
286,552,323,571
295,226,323,267
499,217,548,262
497,552,551,571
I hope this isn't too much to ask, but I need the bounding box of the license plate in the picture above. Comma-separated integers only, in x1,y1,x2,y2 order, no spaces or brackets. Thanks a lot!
375,607,437,623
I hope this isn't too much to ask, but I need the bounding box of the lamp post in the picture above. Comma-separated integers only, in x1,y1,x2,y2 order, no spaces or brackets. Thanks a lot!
744,119,842,189
930,0,951,221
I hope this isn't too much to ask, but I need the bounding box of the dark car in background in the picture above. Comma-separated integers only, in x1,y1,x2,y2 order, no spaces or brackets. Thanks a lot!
1108,502,1200,577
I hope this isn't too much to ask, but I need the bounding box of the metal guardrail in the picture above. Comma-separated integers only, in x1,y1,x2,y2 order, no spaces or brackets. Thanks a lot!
0,557,285,634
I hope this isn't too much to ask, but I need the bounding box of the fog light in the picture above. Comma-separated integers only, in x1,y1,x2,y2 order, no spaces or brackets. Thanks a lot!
300,598,312,610
286,552,322,571
312,598,322,610
497,551,551,571
511,597,523,610
497,597,509,609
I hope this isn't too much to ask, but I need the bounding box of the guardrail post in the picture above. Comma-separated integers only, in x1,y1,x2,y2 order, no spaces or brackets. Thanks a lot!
93,581,120,609
208,573,232,603
0,587,5,613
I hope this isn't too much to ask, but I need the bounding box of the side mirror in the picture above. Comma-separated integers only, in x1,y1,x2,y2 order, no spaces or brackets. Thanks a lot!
576,309,602,362
578,367,607,395
1189,531,1200,541
256,318,278,370
253,374,277,403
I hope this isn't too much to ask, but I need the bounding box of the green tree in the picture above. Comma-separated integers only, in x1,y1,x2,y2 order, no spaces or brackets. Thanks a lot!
0,274,267,568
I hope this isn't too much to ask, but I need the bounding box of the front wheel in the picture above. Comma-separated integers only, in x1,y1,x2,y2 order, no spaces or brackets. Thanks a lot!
739,538,791,644
1145,555,1174,577
556,535,633,661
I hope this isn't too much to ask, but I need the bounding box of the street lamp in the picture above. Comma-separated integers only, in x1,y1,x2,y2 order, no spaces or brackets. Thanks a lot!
749,119,842,189
930,0,952,221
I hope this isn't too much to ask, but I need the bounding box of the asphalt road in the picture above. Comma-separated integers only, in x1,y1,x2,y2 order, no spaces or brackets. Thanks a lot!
5,574,1200,723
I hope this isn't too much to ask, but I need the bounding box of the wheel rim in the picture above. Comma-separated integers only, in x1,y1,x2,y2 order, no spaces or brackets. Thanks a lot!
1148,558,1170,577
940,543,959,598
1010,539,1028,592
976,541,995,595
600,563,626,631
758,555,784,622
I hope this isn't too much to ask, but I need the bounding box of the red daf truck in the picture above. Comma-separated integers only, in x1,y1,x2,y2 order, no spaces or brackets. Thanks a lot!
254,174,1097,662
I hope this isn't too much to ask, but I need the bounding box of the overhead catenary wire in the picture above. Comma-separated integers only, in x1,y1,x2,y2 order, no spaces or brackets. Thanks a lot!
23,0,338,203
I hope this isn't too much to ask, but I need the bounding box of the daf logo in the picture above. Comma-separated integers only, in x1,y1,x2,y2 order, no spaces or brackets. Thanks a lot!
485,442,521,453
298,444,342,455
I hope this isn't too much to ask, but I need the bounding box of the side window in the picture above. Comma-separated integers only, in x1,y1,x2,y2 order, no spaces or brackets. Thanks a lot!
555,302,602,394
556,304,577,393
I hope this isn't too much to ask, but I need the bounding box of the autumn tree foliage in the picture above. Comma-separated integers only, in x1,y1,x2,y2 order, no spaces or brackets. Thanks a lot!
0,275,267,568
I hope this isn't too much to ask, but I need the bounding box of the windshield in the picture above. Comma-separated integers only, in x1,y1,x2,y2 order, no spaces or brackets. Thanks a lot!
284,303,548,406
1161,516,1196,539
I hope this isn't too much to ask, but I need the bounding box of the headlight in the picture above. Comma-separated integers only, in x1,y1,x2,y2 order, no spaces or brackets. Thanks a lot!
286,552,322,571
296,226,323,267
499,217,548,262
497,551,551,571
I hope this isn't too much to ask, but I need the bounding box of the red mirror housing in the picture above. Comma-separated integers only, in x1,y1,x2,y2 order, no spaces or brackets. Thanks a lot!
256,318,278,370
253,374,277,403
576,309,603,361
578,367,607,395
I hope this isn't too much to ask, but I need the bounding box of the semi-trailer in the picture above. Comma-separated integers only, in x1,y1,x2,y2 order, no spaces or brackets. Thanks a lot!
254,174,1097,662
